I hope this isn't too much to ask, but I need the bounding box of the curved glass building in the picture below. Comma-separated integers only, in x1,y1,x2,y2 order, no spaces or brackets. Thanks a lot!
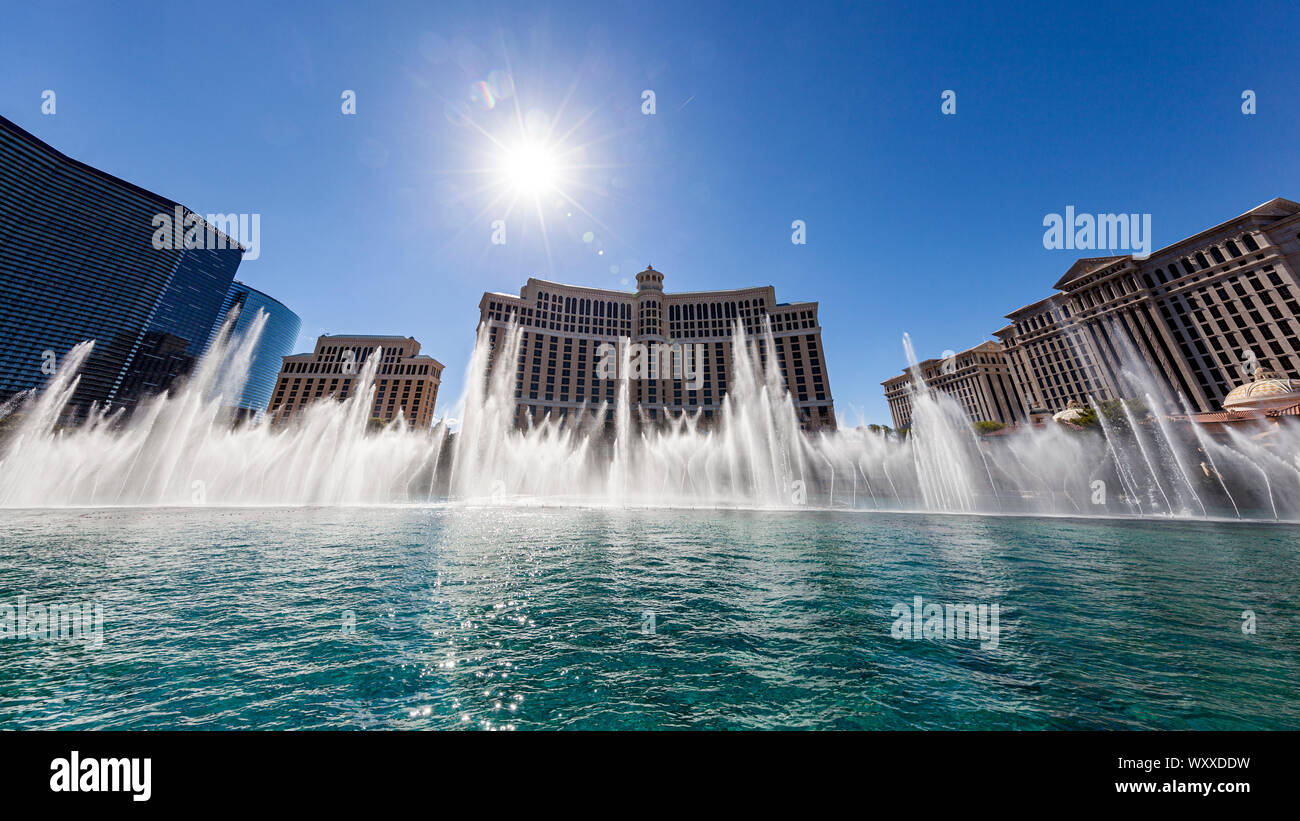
0,115,243,413
206,281,302,419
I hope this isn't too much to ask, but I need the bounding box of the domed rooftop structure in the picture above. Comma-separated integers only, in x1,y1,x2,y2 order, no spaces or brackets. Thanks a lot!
1223,369,1300,412
635,264,664,293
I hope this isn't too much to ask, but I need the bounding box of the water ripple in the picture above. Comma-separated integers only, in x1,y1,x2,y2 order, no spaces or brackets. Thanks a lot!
1,507,1298,729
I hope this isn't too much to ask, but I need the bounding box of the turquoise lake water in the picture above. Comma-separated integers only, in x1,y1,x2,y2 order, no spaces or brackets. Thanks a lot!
1,506,1297,729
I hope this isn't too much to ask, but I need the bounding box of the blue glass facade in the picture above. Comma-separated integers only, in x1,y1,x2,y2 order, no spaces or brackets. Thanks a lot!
205,281,302,417
0,115,242,412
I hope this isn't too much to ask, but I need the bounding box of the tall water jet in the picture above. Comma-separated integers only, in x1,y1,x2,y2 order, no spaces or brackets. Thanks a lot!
900,332,981,511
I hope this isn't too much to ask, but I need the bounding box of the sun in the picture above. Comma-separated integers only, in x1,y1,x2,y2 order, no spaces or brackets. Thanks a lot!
430,69,629,271
501,141,559,196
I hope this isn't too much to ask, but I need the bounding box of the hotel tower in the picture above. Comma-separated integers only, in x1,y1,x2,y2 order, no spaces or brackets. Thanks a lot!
477,266,836,431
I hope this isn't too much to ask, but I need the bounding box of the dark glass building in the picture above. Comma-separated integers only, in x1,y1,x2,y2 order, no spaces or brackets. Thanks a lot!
204,280,302,419
0,114,243,413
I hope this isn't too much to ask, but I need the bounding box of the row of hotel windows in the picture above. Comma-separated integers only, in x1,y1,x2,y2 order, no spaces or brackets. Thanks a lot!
945,376,1008,423
1008,242,1298,403
1067,233,1280,314
486,299,634,335
1007,267,1300,409
1016,352,1106,406
1160,266,1300,400
1016,321,1109,403
1013,237,1270,337
667,309,819,338
271,376,435,418
273,376,431,399
537,291,631,318
1013,305,1070,336
1067,242,1263,315
1142,232,1264,290
1022,331,1101,380
313,344,417,361
529,291,771,320
485,301,817,341
920,355,1006,380
487,329,828,404
279,358,438,377
1076,277,1139,311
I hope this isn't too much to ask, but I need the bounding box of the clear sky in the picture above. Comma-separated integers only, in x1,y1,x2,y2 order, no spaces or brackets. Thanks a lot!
3,0,1298,424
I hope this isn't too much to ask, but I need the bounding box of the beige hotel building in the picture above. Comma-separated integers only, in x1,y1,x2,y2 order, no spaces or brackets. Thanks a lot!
267,334,444,428
478,266,836,430
884,198,1300,429
882,341,1026,429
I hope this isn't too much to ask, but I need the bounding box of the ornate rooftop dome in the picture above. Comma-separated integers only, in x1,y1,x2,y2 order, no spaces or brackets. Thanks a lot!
635,264,664,293
1223,369,1300,412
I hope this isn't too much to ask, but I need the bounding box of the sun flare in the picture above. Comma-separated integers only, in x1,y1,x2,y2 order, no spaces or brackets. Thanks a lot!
433,73,626,271
501,141,559,196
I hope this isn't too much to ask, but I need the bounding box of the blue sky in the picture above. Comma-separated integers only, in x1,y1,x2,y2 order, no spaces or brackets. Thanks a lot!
3,0,1298,424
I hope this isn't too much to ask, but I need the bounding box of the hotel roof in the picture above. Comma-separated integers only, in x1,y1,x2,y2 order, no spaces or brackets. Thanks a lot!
521,276,779,299
1004,293,1062,320
485,275,813,304
319,334,418,340
880,340,1005,384
1050,198,1300,290
1052,256,1129,290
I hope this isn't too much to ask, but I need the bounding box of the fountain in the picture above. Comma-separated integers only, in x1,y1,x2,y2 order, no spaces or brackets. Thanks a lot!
0,309,446,507
2,308,1299,519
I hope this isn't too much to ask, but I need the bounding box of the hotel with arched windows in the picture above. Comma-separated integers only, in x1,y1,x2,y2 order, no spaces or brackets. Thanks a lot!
883,198,1300,430
478,266,836,430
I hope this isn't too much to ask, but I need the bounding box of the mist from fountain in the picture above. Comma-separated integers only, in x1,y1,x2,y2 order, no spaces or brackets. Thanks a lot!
3,308,1300,520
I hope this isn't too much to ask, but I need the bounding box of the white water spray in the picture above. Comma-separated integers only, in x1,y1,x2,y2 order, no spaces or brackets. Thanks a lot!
3,313,1299,519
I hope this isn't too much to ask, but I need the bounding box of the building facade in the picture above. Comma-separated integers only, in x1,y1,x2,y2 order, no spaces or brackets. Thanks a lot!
881,198,1300,429
882,341,1025,429
267,335,443,428
0,115,244,413
993,292,1120,414
1050,199,1300,413
477,266,836,430
204,281,302,420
